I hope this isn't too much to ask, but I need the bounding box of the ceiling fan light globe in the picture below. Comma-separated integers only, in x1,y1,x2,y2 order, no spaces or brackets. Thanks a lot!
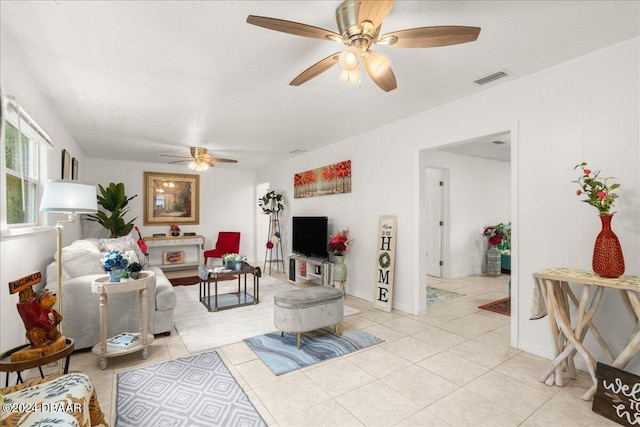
187,161,197,170
339,46,360,70
341,67,360,84
366,51,390,77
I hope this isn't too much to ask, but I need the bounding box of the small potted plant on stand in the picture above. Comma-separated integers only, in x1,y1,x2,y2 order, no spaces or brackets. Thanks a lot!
170,225,181,237
127,262,142,280
102,250,129,282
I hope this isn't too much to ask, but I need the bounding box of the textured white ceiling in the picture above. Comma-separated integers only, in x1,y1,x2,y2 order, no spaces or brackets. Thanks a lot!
0,1,638,170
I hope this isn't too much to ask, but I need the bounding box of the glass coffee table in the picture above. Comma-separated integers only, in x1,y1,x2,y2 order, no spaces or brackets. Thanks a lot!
199,263,261,312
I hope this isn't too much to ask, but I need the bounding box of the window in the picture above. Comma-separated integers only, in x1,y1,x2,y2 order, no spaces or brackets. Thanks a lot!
5,120,39,225
1,99,50,231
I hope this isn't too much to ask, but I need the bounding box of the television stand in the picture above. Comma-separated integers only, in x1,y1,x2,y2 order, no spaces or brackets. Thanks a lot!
288,254,333,286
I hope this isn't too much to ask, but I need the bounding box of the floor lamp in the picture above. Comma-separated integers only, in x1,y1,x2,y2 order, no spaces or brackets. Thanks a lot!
40,179,97,337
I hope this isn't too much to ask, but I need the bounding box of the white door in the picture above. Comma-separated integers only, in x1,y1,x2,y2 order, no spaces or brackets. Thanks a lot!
425,168,443,277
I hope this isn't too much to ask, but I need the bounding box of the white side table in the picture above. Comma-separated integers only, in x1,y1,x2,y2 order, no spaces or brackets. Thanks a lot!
91,271,155,370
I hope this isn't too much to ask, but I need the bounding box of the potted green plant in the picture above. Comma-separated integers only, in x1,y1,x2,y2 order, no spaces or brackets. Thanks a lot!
127,262,142,279
86,182,138,238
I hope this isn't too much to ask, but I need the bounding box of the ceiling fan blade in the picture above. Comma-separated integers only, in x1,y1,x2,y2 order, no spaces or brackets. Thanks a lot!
247,15,343,42
381,26,481,48
160,154,190,159
290,52,341,86
358,0,395,28
208,157,238,163
168,160,189,164
363,51,397,92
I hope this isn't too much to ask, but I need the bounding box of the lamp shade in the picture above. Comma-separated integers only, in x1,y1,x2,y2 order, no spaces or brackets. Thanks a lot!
40,179,97,213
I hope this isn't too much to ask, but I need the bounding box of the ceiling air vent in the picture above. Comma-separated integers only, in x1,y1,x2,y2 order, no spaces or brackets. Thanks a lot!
474,70,509,86
289,149,307,155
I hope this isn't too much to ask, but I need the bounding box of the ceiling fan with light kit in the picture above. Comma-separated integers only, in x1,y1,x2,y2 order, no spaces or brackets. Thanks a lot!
160,147,238,171
247,0,481,92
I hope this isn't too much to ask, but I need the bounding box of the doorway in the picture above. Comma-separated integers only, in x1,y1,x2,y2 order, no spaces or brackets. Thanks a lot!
418,128,517,346
255,182,269,264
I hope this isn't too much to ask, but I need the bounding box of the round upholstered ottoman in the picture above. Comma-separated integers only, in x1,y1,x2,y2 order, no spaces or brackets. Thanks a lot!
274,286,344,349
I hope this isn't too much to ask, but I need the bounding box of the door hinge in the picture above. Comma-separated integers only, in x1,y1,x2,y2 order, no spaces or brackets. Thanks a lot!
439,260,444,266
439,181,444,186
439,221,444,226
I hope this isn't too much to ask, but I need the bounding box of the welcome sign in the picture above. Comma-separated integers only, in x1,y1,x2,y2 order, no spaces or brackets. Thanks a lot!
373,215,397,312
593,362,640,426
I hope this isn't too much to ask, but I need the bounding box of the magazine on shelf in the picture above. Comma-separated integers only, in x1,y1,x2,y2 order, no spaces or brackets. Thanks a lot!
107,332,141,348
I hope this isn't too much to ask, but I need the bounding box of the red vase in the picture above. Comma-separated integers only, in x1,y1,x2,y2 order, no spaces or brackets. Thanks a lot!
592,214,625,278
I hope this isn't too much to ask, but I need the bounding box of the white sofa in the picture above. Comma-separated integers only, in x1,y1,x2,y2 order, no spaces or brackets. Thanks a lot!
46,235,176,350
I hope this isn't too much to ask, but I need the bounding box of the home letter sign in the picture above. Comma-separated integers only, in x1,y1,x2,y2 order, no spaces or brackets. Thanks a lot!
374,215,397,312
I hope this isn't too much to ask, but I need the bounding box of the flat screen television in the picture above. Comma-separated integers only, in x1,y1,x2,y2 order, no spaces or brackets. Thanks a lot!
292,216,328,259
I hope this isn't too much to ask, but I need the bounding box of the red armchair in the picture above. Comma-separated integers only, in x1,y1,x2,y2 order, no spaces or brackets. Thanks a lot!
203,232,241,265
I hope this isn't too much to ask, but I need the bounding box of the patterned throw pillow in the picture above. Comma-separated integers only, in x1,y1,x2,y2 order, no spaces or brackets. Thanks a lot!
99,231,148,269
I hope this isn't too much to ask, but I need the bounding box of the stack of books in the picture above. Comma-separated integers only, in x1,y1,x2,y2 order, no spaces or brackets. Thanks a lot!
107,332,141,349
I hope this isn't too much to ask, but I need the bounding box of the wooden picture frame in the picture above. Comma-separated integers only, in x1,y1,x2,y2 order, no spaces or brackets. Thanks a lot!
71,157,78,180
61,149,70,179
163,250,185,265
143,172,199,226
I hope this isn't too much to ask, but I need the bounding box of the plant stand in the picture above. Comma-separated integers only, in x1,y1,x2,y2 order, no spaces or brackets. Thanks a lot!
264,211,285,275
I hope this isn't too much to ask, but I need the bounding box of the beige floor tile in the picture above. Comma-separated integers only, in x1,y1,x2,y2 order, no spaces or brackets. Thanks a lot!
382,316,431,335
438,312,509,339
221,341,258,365
346,347,412,379
427,388,524,426
252,372,331,421
473,324,511,348
112,340,172,372
336,380,421,426
411,326,467,349
418,351,489,386
527,386,620,427
362,323,406,343
246,389,276,426
304,358,375,397
359,309,403,323
447,339,520,369
382,336,445,363
381,364,458,407
464,371,552,418
279,399,364,427
235,358,280,389
342,314,377,330
394,408,452,426
493,352,563,397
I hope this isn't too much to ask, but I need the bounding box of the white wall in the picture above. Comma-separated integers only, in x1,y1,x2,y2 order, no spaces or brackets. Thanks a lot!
0,34,88,352
84,158,257,261
420,150,511,279
258,38,640,372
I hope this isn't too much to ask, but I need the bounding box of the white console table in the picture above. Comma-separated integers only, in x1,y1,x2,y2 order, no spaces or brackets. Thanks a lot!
144,235,204,270
288,254,332,286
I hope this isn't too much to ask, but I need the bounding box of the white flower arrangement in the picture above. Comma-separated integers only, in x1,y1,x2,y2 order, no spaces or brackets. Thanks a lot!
223,253,245,263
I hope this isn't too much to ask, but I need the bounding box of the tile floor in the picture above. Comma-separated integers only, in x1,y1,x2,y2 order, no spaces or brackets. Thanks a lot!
28,272,616,426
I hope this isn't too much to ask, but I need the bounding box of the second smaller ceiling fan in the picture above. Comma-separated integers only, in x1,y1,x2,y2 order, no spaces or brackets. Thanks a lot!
160,147,238,171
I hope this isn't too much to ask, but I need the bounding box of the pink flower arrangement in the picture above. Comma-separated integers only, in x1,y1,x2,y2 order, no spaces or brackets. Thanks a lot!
328,229,352,256
574,162,620,216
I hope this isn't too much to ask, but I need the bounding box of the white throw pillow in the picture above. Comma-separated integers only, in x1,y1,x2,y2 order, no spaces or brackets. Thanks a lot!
55,240,105,277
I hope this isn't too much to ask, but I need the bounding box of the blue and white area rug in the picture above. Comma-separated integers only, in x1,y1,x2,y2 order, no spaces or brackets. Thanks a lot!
427,287,466,304
116,352,266,427
244,328,383,375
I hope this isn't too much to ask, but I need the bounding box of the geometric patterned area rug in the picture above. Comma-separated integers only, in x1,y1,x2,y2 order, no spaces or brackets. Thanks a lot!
243,328,383,376
478,296,511,316
427,287,466,304
116,352,266,427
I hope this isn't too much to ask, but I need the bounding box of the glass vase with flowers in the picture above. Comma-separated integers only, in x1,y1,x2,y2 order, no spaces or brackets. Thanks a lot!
328,229,352,287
